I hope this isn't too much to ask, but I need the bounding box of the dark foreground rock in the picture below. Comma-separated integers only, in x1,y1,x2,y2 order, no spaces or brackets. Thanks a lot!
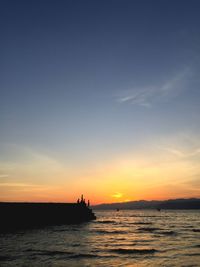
0,202,96,232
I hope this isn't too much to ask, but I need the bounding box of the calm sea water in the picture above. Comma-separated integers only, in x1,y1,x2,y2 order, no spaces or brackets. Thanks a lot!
0,210,200,267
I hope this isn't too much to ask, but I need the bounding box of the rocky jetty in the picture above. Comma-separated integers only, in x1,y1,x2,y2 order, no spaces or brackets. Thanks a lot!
0,196,96,232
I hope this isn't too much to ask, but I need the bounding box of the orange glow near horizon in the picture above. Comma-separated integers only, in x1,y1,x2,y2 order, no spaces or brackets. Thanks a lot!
0,179,199,205
1,145,200,204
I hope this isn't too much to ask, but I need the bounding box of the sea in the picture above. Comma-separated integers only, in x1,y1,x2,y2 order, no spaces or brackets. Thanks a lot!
0,210,200,267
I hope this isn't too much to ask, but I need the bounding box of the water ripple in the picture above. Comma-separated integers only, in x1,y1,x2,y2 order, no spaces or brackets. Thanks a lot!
109,248,158,254
1,210,200,266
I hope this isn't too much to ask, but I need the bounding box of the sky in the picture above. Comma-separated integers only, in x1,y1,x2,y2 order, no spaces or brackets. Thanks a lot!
0,0,200,204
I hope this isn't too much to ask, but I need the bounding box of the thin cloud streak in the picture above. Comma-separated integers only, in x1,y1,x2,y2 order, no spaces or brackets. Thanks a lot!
0,183,42,187
0,174,9,178
157,133,200,159
118,87,155,107
160,147,200,158
117,67,192,107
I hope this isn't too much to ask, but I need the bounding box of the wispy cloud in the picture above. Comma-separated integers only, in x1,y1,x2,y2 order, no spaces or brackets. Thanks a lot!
117,67,191,107
118,87,155,107
0,183,55,193
0,174,9,178
159,147,200,158
0,143,68,186
0,183,40,187
182,176,200,187
157,133,200,160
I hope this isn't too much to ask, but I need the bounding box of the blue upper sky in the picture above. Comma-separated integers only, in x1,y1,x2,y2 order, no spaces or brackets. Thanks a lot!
0,0,200,202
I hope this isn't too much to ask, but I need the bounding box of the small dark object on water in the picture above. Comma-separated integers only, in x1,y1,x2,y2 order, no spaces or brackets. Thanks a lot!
116,208,120,212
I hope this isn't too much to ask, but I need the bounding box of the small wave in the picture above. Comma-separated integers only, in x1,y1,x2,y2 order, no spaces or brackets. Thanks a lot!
69,253,98,259
131,215,165,218
192,229,200,232
137,227,161,232
71,243,80,247
53,229,68,232
97,220,115,224
28,250,99,259
42,250,73,256
24,249,101,259
0,255,13,261
25,249,73,257
115,237,126,241
95,230,126,234
109,248,158,254
182,225,194,229
53,228,79,232
185,253,200,256
132,222,152,225
156,230,176,236
111,243,136,247
193,244,200,248
133,239,152,243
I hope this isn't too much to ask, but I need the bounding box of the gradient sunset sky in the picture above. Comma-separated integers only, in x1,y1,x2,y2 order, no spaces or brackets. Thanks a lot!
1,0,200,204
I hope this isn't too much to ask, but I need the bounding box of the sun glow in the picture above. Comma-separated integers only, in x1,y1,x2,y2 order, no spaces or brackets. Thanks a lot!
111,192,123,199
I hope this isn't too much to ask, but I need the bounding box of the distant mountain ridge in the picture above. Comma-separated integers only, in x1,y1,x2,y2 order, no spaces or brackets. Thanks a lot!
93,198,200,210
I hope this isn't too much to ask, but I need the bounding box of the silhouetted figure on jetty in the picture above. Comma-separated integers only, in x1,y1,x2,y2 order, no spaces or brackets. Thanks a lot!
77,195,91,208
77,194,90,206
81,194,86,205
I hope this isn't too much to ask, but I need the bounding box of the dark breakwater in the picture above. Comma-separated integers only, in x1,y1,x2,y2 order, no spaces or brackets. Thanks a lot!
0,202,96,232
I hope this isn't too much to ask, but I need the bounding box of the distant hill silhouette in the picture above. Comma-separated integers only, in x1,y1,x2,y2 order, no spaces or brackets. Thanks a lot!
93,198,200,210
